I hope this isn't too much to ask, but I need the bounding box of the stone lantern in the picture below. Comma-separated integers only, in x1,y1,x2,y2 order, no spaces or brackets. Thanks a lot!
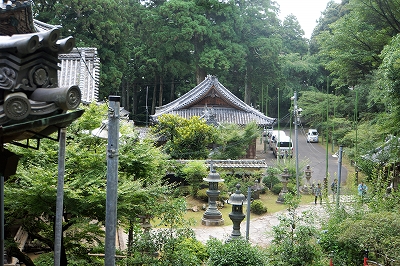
303,165,312,194
202,163,224,226
251,180,263,199
226,184,246,240
276,168,290,203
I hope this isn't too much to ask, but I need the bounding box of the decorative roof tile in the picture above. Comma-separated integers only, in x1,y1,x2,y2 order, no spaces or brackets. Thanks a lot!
34,19,99,103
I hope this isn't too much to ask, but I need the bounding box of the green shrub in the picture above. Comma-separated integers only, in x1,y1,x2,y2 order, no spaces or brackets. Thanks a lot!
206,238,267,265
262,171,280,190
271,183,283,194
196,188,209,202
271,182,297,195
176,238,208,263
287,183,296,194
250,199,268,214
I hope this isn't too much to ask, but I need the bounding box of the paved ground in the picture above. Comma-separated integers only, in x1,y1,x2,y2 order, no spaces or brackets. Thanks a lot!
193,203,325,247
193,195,355,247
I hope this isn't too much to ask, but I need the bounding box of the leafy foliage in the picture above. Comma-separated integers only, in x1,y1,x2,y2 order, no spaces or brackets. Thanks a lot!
211,122,259,160
181,160,208,197
4,103,179,265
319,179,400,266
250,199,268,215
151,114,217,159
206,238,267,266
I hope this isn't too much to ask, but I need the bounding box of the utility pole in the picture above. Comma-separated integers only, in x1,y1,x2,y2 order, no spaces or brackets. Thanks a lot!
54,128,67,266
293,91,300,196
105,96,120,266
336,146,343,208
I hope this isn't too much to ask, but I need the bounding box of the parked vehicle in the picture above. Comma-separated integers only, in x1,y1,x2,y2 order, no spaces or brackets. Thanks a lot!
268,130,286,150
272,135,293,158
307,129,319,143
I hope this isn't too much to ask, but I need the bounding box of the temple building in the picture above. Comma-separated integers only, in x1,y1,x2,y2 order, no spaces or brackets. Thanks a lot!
151,75,276,128
151,75,276,158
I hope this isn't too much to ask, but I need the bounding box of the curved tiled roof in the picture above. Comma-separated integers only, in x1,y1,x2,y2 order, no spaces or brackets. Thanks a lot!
152,75,276,127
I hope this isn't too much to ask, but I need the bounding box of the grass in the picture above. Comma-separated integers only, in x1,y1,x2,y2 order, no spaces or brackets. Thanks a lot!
184,191,316,228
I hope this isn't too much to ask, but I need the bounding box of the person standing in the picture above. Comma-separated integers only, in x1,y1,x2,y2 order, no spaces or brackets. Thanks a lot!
358,181,368,197
314,183,322,204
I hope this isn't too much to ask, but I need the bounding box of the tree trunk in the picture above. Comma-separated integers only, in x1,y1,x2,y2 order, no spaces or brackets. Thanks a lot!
132,83,137,116
170,79,175,102
127,220,133,256
158,75,163,107
8,245,35,266
244,69,250,104
151,76,157,115
244,69,252,105
125,79,130,113
196,67,206,85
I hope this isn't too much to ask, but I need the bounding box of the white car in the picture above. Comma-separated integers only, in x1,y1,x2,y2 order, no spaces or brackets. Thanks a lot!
272,135,293,158
307,129,319,143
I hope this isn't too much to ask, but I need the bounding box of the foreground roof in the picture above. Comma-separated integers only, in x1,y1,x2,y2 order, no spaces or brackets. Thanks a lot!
151,75,276,127
34,19,100,103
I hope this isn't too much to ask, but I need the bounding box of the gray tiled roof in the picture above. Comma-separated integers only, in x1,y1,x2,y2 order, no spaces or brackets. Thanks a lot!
151,75,276,127
58,48,100,103
206,159,268,169
175,159,267,169
34,19,99,103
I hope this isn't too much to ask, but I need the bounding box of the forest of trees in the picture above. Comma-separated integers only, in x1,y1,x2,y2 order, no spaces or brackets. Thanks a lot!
31,0,400,164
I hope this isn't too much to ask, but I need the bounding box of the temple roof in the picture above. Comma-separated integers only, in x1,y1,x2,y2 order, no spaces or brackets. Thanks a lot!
151,75,276,127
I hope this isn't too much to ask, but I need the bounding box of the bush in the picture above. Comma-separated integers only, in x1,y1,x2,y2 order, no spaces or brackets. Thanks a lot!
206,238,267,266
250,199,268,214
263,170,280,190
196,188,209,202
271,183,283,195
271,182,297,195
181,161,208,197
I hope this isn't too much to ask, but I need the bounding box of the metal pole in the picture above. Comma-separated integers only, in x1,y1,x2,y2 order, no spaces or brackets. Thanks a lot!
277,88,280,164
336,146,343,208
54,128,67,266
294,91,299,196
325,81,329,195
1,174,4,266
355,89,358,171
105,96,120,266
246,187,251,240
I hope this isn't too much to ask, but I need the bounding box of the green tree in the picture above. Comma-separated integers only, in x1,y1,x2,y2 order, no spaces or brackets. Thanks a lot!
34,0,137,99
212,122,259,160
151,114,217,159
280,15,308,55
376,34,400,135
317,3,391,87
181,161,208,197
4,103,176,265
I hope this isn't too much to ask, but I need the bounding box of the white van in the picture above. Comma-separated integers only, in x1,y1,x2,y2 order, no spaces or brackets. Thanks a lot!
268,130,286,150
307,129,319,143
272,135,293,158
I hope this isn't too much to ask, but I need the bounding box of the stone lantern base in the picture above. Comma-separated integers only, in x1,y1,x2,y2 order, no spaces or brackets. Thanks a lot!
276,191,286,204
201,213,224,226
301,185,312,195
